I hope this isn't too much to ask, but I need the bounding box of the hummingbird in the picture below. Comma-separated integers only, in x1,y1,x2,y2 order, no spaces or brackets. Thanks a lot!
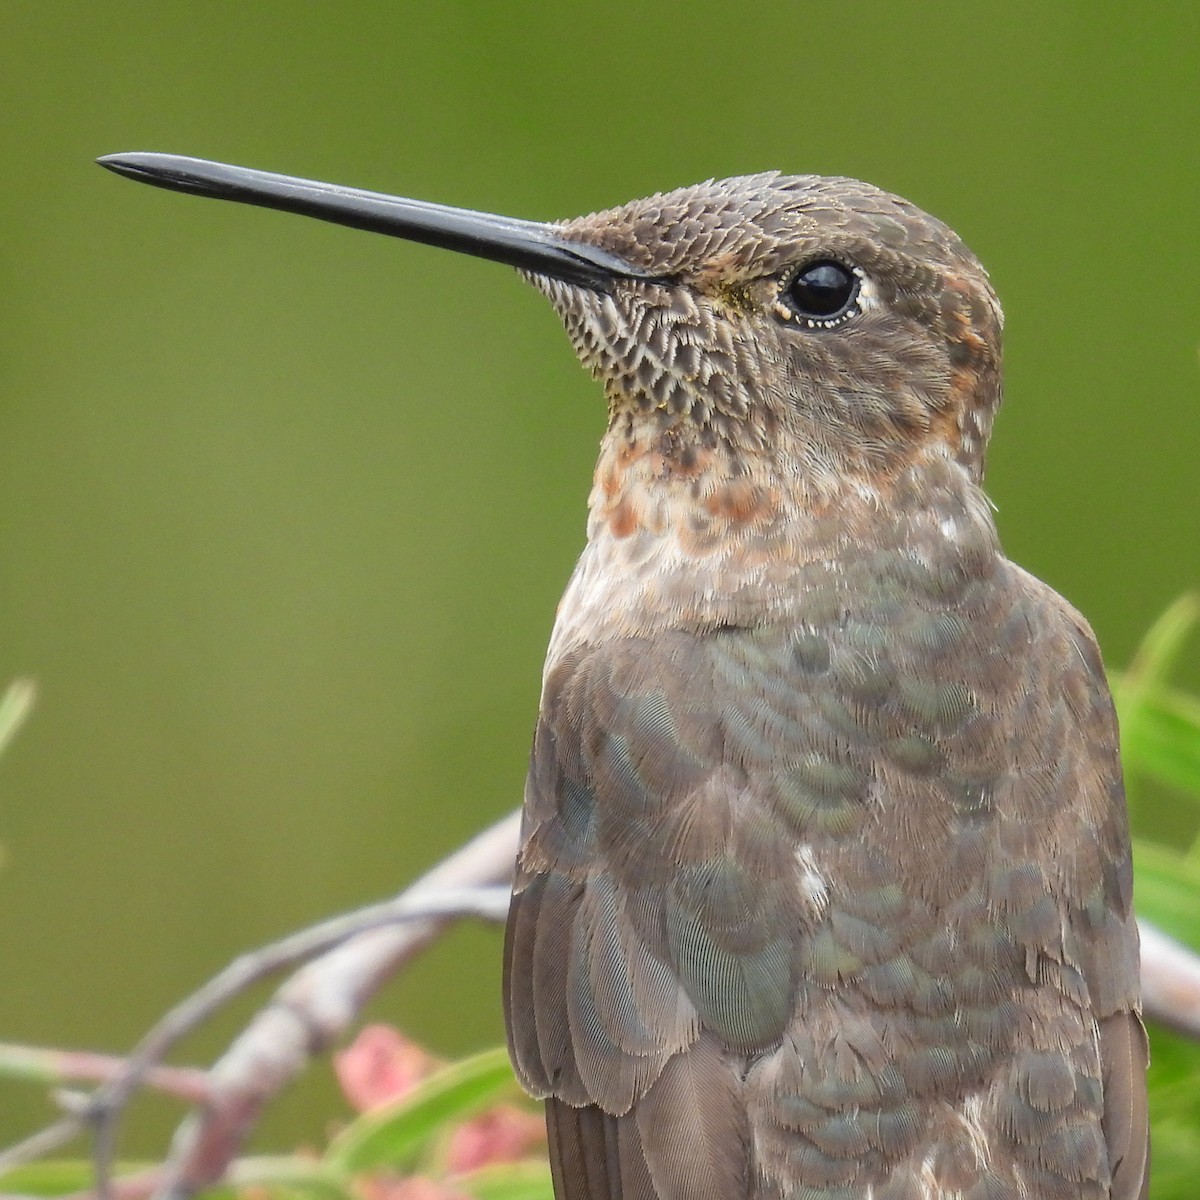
99,153,1147,1200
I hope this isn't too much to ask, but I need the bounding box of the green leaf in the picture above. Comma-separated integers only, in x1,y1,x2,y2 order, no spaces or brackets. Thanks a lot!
0,1159,122,1195
0,1041,66,1083
1147,1026,1200,1191
326,1046,519,1173
0,678,35,759
1118,685,1200,800
0,1161,181,1197
1123,594,1199,690
224,1154,356,1200
0,1157,352,1200
1133,839,1200,945
1114,594,1200,808
457,1161,554,1200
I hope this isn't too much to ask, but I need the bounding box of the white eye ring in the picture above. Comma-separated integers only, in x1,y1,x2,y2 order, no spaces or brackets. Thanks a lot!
777,261,865,328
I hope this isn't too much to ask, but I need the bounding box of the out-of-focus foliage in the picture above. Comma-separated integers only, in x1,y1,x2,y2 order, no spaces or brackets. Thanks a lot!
2,1029,551,1200
0,682,35,767
1114,598,1200,1194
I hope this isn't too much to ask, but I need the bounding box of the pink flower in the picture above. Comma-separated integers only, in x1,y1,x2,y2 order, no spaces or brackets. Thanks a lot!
335,1025,436,1113
358,1175,470,1200
445,1106,546,1174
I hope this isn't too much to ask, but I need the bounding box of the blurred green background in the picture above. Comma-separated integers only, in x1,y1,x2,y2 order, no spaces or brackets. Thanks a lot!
0,0,1196,1157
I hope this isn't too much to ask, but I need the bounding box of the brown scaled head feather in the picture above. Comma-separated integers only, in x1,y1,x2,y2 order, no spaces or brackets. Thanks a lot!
532,172,1003,486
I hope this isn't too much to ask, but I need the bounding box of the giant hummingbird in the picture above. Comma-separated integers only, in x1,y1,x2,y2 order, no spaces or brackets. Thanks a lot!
99,152,1148,1200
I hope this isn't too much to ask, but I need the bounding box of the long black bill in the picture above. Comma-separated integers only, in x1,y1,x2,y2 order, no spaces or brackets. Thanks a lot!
98,152,662,292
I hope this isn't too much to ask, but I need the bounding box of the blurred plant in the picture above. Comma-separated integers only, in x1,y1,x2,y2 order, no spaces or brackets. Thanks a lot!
0,1030,551,1200
0,678,35,877
1112,595,1200,1194
0,678,35,760
0,597,1199,1200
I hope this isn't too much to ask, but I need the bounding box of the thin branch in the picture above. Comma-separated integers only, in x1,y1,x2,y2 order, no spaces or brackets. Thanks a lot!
0,1044,209,1105
97,810,520,1200
0,1114,89,1178
87,889,511,1197
92,881,512,1159
0,878,513,1185
1139,919,1200,1038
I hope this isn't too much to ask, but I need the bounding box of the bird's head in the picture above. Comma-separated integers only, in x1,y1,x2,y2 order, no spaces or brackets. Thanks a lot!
538,173,1002,486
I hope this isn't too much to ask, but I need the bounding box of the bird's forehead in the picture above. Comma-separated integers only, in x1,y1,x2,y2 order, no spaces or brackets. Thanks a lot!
560,172,983,283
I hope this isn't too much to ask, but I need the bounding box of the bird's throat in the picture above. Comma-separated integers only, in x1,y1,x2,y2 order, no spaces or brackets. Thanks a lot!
591,423,783,546
544,420,1000,661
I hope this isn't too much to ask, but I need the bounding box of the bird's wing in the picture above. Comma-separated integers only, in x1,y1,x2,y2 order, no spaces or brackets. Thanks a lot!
505,628,816,1200
1010,570,1148,1200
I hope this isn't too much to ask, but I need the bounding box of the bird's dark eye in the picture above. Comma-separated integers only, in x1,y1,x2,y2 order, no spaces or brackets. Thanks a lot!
782,260,860,325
